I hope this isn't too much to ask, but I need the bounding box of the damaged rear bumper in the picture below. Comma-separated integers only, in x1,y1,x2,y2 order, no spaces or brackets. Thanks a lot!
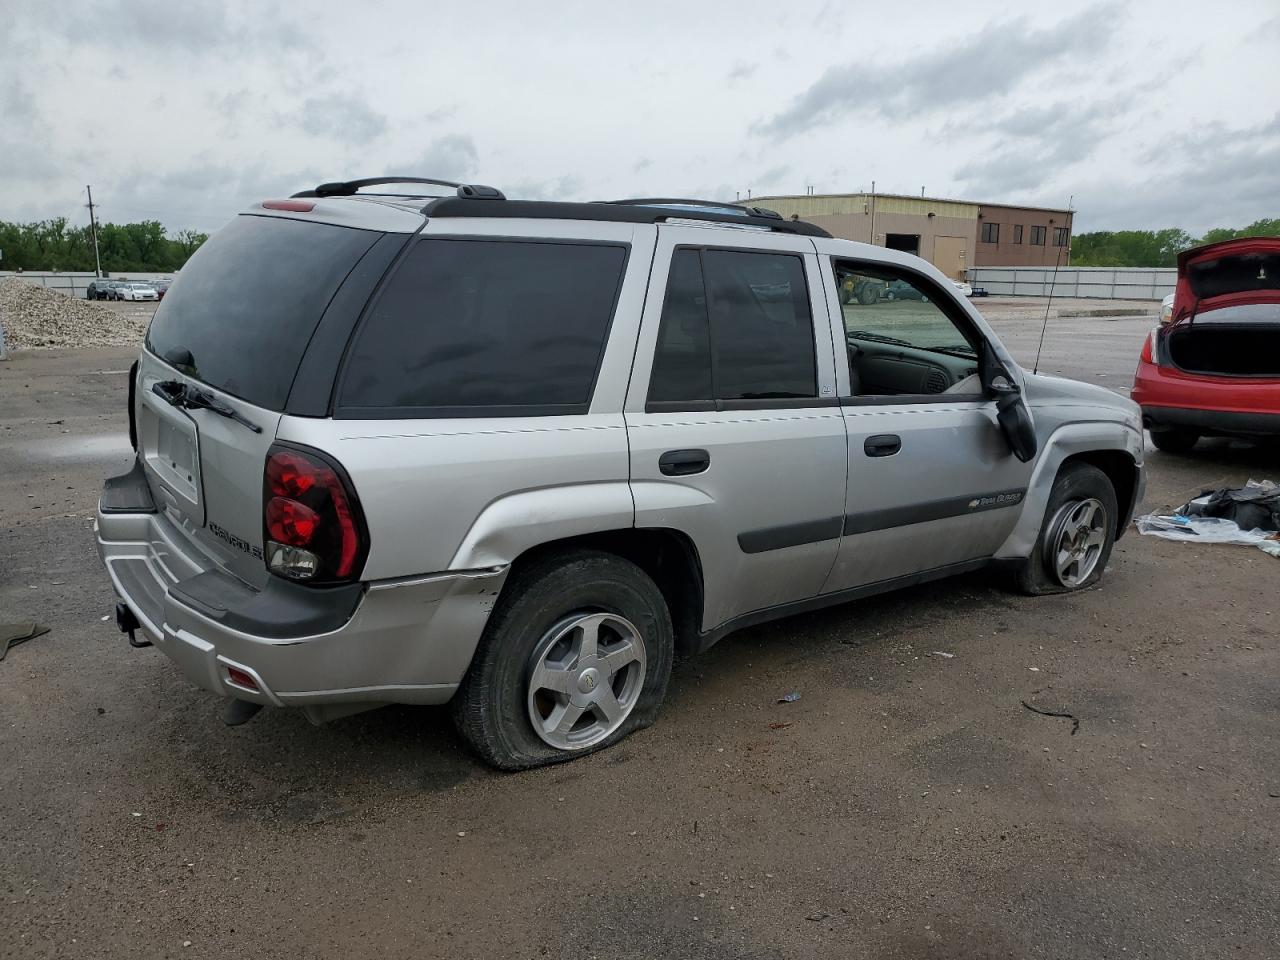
95,465,506,721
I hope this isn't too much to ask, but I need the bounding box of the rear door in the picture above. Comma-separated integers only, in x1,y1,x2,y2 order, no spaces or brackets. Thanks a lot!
137,214,386,587
625,225,847,632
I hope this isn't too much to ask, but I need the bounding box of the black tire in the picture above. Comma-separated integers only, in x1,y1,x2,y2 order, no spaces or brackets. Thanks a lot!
857,284,879,305
1149,428,1199,454
1015,462,1118,596
452,549,674,771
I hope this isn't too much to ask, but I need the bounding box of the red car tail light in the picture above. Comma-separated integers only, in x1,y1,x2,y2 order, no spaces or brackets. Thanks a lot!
1139,329,1156,364
263,444,367,584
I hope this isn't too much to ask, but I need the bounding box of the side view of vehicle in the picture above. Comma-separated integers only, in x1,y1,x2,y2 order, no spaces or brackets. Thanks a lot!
1132,237,1280,452
85,279,114,300
97,177,1145,770
117,281,159,302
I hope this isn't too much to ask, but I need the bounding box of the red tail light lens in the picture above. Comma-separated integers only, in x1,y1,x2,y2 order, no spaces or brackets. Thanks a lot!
263,444,366,583
1139,329,1156,364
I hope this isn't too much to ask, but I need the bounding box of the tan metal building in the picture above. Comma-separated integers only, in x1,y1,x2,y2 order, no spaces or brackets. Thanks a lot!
746,193,1074,280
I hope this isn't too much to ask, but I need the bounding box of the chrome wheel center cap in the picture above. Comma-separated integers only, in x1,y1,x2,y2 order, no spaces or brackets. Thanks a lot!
577,667,600,695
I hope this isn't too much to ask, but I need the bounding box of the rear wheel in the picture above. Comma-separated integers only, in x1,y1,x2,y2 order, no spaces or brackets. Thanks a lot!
452,549,674,770
1149,428,1199,454
1015,462,1117,595
857,283,879,305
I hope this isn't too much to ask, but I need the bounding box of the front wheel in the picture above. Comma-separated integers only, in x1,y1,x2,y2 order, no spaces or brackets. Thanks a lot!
452,549,674,770
1149,428,1198,454
1015,462,1117,595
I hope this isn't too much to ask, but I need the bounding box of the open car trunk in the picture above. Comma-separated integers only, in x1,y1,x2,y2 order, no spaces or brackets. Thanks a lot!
1167,323,1280,377
1165,237,1280,377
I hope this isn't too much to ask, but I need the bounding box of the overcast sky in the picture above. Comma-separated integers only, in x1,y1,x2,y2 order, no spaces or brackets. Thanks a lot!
2,0,1277,236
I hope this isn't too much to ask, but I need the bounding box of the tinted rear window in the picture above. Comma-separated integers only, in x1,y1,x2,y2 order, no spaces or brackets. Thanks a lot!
338,238,628,416
145,215,380,410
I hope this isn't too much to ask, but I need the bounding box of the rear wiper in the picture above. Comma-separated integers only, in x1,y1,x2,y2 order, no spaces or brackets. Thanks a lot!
152,380,262,433
847,330,915,348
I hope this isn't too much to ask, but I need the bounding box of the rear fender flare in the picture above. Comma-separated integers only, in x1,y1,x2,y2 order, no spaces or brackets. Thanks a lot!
448,482,635,570
995,421,1143,559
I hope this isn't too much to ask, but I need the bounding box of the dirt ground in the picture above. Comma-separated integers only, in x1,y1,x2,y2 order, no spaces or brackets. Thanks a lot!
1,300,1277,959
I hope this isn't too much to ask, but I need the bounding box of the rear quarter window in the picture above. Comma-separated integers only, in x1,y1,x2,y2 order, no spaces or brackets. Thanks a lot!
337,238,628,417
145,215,381,411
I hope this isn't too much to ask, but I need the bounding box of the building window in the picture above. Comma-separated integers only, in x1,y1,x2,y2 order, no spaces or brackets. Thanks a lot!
1013,225,1024,244
1053,227,1069,247
980,222,999,243
1030,225,1046,246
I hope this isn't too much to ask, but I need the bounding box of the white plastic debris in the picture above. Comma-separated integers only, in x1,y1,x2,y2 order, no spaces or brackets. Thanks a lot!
1135,513,1277,548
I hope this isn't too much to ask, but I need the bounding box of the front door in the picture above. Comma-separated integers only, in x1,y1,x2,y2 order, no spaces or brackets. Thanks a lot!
624,226,848,632
820,257,1033,592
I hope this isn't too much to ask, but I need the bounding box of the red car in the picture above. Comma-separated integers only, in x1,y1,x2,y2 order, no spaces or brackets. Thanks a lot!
1132,237,1280,453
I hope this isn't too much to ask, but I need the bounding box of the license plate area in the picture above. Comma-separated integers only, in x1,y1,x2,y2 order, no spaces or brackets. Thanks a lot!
139,393,202,513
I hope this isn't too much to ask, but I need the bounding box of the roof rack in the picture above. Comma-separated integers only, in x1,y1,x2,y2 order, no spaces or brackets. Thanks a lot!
419,197,831,238
291,177,830,236
292,177,506,200
606,198,786,221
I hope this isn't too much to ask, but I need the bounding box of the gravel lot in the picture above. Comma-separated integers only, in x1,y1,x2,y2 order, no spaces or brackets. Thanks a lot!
1,300,1277,959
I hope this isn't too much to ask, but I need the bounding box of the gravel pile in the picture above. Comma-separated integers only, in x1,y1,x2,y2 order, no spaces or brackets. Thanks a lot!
0,278,150,349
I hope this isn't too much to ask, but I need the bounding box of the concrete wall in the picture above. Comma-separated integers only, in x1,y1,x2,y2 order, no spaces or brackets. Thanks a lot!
969,266,1175,300
0,271,175,299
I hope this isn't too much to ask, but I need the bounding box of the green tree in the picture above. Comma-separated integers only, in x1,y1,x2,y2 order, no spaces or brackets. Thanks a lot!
0,218,209,272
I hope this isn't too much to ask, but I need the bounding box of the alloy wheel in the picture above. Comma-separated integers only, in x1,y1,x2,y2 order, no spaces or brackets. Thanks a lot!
526,612,647,751
1045,497,1108,587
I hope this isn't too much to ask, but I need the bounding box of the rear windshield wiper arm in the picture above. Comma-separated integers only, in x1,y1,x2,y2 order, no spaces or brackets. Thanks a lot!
152,380,262,433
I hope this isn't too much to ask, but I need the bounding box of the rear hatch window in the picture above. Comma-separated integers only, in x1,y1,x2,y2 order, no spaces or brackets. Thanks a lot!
145,215,381,410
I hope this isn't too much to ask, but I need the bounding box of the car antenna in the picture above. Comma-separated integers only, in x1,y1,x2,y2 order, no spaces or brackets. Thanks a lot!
1032,240,1067,376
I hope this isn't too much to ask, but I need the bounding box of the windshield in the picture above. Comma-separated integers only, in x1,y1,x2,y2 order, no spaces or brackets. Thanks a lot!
145,215,381,410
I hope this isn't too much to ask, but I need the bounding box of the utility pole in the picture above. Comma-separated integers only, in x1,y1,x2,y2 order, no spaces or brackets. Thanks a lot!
86,185,103,278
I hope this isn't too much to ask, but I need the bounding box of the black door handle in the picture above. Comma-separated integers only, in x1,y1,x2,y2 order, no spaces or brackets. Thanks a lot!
863,434,901,457
659,449,711,476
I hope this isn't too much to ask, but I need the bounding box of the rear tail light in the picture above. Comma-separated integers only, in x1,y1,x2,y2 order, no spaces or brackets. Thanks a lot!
262,444,367,584
1139,330,1155,364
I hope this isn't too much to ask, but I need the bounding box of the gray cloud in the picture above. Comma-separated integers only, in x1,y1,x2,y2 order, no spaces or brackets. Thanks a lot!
1073,139,1280,233
753,165,792,191
397,135,480,182
728,61,758,82
758,4,1119,138
952,97,1131,196
297,94,388,143
505,175,585,201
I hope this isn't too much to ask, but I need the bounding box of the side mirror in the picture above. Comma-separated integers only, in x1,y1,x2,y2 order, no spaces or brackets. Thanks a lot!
981,346,1038,463
995,387,1038,463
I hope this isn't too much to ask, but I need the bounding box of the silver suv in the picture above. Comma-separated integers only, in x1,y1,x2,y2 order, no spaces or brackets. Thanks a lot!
96,177,1145,769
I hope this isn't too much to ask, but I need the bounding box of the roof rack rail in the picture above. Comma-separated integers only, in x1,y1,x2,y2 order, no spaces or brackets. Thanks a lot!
607,198,785,221
418,197,831,238
292,177,506,200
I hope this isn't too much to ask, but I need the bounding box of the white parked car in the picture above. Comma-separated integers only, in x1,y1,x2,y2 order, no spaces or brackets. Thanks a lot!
118,282,159,302
952,279,974,297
